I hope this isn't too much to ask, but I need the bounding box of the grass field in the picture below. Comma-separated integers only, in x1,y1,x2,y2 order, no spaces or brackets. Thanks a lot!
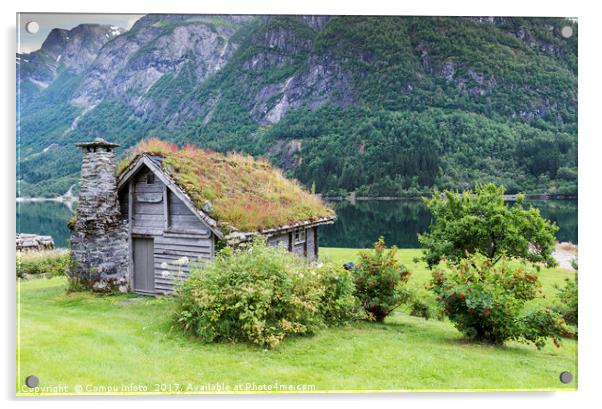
17,248,577,395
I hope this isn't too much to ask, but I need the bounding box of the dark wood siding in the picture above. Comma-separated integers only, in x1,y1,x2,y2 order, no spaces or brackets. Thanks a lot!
121,164,325,295
292,228,306,256
267,227,319,260
131,168,165,236
267,231,291,249
167,190,209,233
118,184,129,221
123,165,214,294
306,227,316,260
153,232,213,294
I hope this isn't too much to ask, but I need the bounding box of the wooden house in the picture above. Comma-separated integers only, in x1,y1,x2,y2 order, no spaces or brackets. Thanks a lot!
115,139,335,295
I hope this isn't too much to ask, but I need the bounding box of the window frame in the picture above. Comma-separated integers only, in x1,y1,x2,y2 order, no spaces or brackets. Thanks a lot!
146,173,155,184
293,228,306,245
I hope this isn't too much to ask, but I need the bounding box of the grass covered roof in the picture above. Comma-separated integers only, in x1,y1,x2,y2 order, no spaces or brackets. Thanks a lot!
118,138,335,232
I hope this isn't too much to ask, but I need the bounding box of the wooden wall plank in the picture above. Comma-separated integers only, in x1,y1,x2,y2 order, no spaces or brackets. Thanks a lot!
315,226,319,258
155,235,212,246
155,246,211,254
131,227,164,236
163,184,169,231
155,247,211,256
168,203,193,215
133,203,164,215
127,180,134,290
133,214,167,222
134,184,164,194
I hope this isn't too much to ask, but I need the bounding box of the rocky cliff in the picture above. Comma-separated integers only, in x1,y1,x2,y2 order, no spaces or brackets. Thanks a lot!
17,15,578,197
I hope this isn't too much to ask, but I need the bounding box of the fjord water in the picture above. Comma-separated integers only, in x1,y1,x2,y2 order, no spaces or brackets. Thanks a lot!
17,202,75,248
16,199,577,249
319,199,578,248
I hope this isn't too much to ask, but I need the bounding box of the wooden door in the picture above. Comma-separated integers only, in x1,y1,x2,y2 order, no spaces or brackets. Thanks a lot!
133,237,155,293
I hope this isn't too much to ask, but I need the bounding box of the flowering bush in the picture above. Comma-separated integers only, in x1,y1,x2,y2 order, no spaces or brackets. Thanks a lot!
352,237,411,322
430,253,572,348
174,237,358,348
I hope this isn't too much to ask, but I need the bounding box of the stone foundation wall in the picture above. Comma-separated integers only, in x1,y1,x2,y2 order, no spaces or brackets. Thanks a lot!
70,144,129,292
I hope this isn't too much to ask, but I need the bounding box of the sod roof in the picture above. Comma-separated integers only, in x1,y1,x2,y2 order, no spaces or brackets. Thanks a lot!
117,139,335,233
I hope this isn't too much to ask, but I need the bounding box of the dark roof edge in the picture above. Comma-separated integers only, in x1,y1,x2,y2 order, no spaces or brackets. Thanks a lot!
224,216,336,244
259,216,336,236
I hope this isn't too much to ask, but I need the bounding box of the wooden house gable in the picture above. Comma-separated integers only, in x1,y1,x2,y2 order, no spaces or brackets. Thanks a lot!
117,154,223,239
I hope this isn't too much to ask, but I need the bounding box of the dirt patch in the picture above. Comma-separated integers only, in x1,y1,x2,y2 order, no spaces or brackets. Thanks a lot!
553,242,577,270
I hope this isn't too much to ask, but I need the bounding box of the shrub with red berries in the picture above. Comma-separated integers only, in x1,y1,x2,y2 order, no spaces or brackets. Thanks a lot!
352,237,411,322
430,253,572,348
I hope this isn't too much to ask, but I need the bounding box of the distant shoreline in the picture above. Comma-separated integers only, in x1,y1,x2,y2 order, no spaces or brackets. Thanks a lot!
17,193,577,202
16,197,75,203
16,184,77,204
322,194,578,202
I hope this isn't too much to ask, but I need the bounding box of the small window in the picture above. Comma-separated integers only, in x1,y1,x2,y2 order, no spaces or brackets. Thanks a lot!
146,173,155,184
294,228,306,244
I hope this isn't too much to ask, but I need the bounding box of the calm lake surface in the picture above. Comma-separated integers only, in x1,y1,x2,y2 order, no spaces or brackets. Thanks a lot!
17,199,577,249
321,199,578,248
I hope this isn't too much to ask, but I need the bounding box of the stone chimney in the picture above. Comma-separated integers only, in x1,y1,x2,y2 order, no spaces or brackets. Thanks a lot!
69,138,129,292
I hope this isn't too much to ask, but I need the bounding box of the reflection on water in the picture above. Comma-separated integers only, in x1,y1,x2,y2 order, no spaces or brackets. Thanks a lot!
320,199,578,248
320,200,431,249
16,199,577,250
17,201,75,248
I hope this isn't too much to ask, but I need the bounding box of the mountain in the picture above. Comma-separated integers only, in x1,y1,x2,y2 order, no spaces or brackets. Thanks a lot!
17,24,125,105
16,15,578,198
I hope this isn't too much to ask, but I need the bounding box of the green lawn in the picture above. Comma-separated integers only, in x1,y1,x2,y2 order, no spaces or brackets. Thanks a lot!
320,248,575,301
17,248,577,395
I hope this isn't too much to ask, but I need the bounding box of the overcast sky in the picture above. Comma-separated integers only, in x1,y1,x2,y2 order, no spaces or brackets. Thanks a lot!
16,13,577,54
17,13,144,53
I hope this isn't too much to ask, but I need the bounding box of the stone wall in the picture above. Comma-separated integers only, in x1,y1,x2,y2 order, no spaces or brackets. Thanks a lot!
69,140,129,292
16,233,54,252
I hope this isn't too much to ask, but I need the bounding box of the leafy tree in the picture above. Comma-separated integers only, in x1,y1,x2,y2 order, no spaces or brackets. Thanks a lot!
419,183,558,267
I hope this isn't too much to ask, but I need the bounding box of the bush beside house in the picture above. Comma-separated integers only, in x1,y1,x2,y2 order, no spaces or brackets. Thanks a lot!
175,238,360,348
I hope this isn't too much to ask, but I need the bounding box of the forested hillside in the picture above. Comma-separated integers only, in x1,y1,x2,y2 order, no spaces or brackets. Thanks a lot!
17,15,577,197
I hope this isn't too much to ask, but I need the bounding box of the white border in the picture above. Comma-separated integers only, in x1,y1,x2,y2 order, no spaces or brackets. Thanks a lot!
3,1,601,408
